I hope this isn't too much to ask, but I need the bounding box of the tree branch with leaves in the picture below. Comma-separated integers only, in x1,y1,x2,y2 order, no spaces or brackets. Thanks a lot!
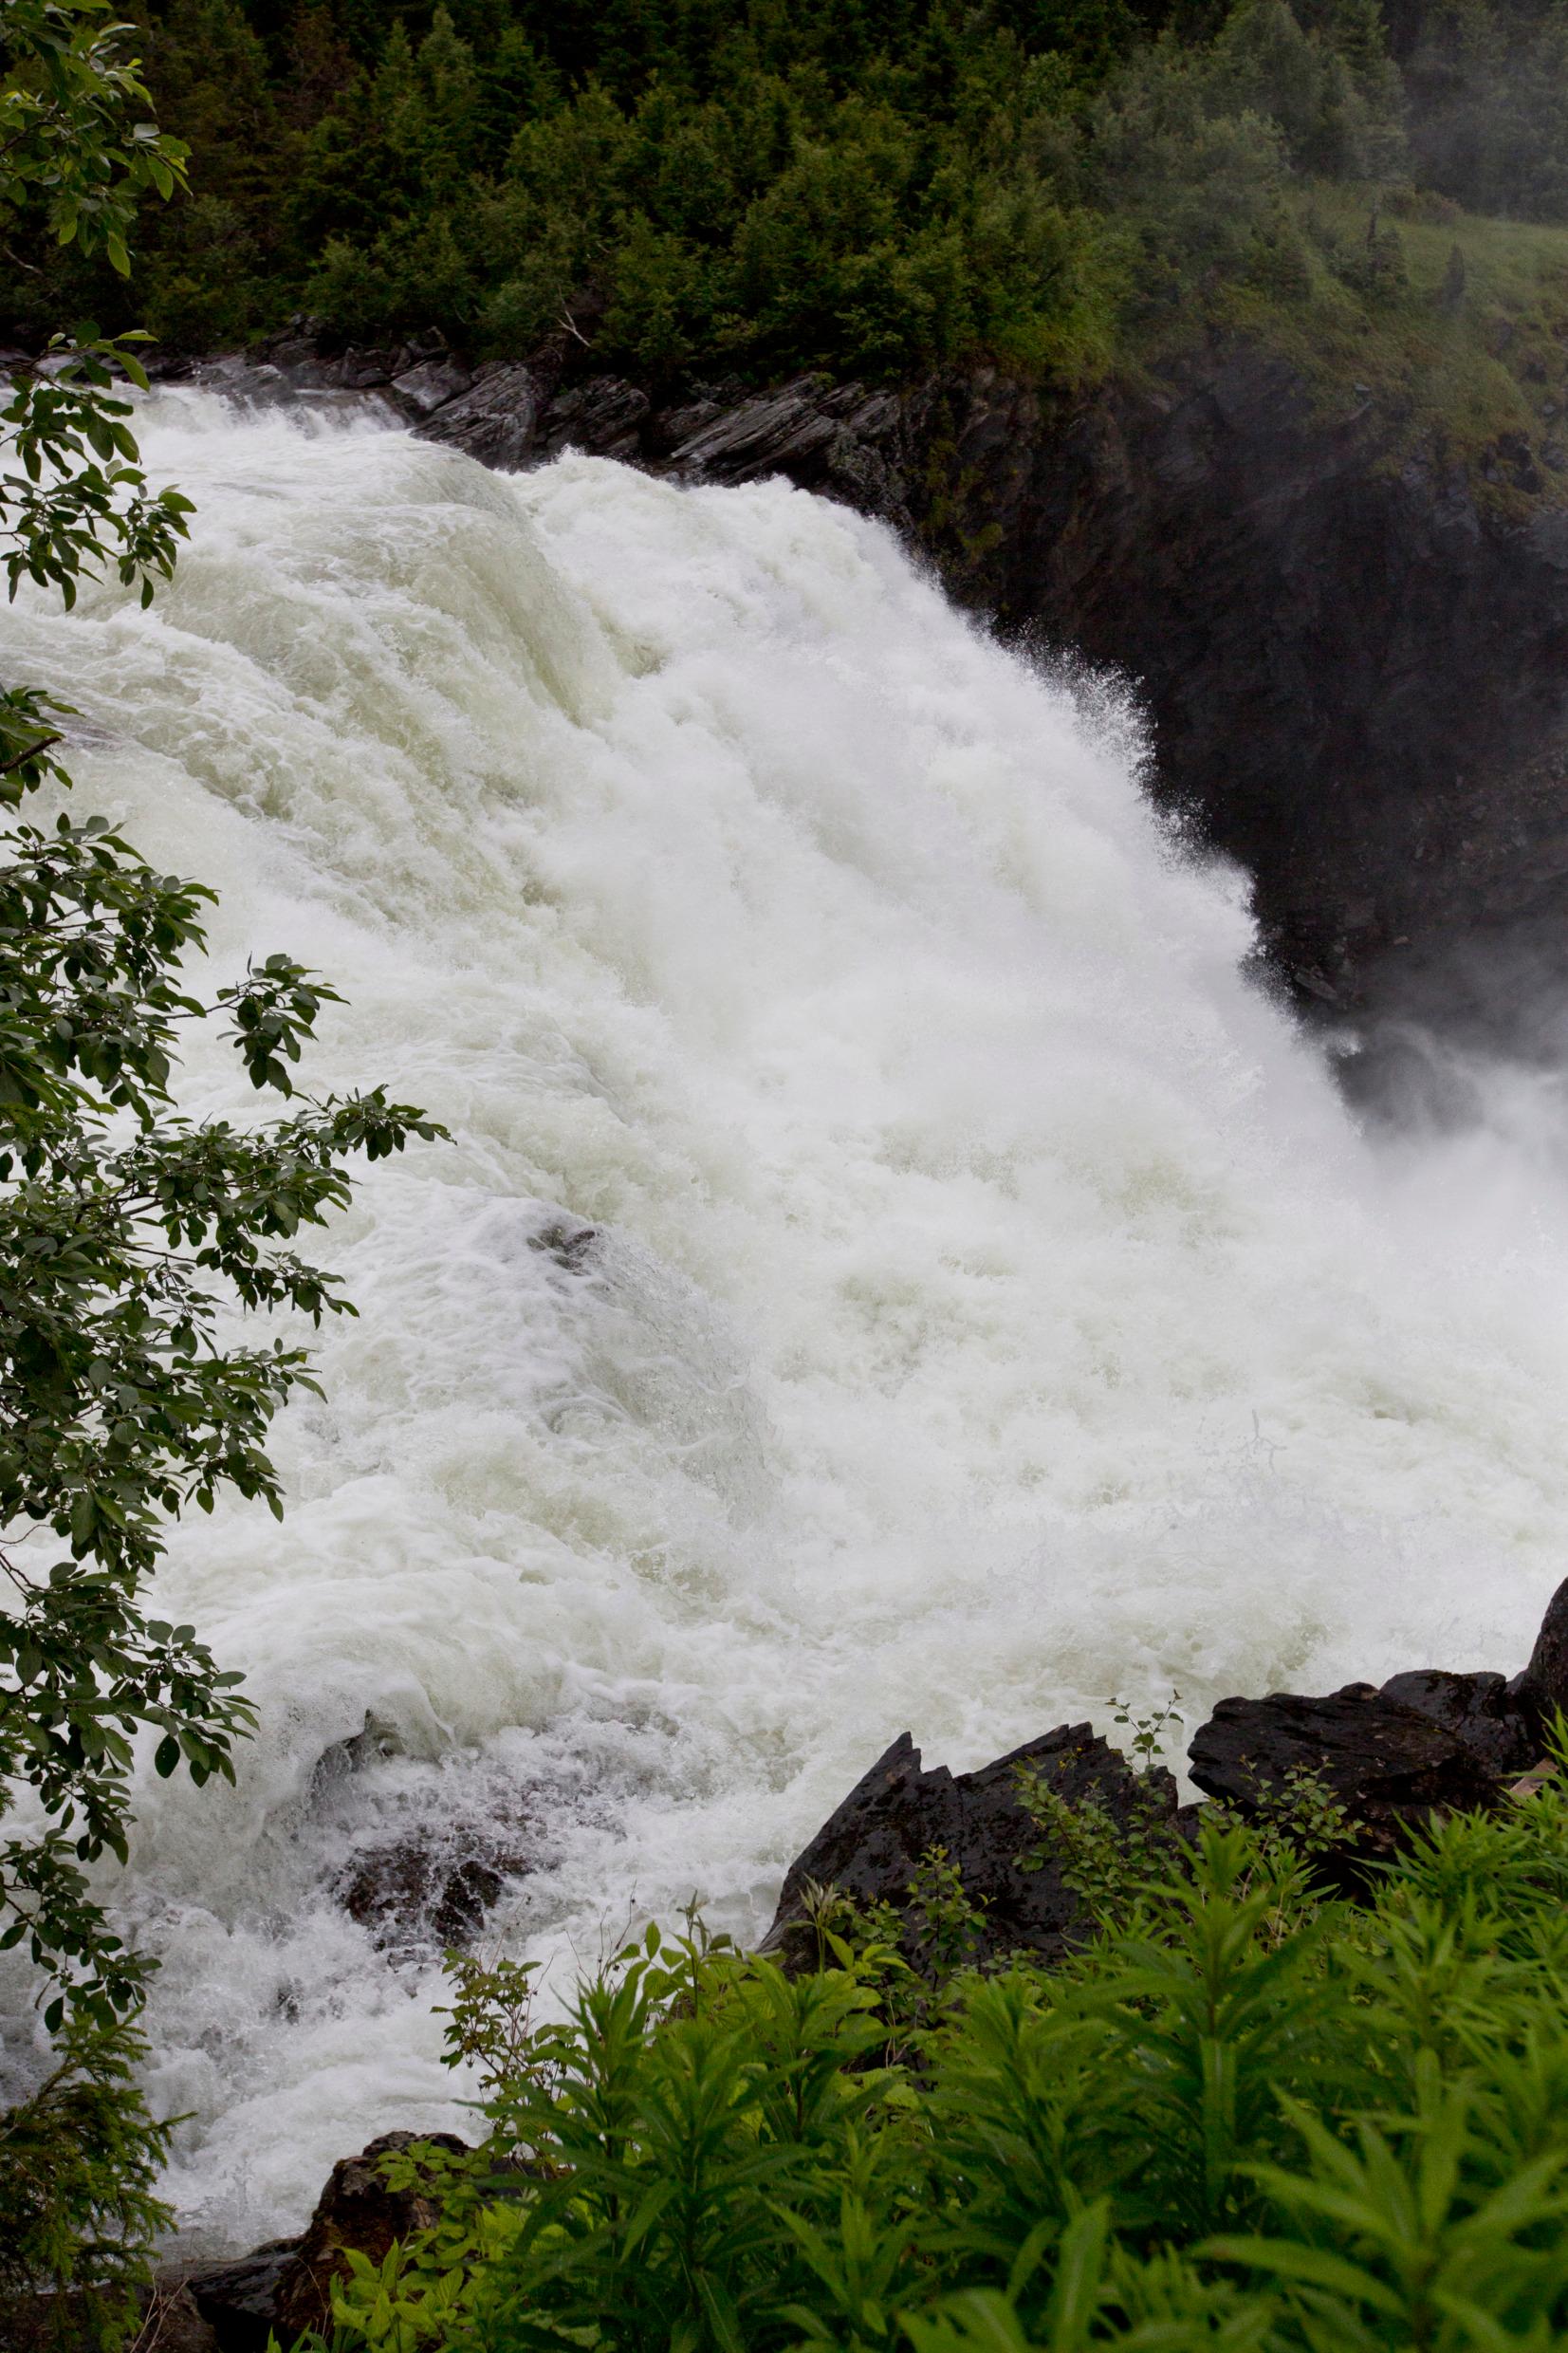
0,0,444,2322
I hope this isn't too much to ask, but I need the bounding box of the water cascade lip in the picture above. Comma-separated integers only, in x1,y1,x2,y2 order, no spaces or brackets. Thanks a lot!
4,388,1568,2253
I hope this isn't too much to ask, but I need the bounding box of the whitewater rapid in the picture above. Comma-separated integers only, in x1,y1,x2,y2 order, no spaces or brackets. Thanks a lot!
4,392,1568,2249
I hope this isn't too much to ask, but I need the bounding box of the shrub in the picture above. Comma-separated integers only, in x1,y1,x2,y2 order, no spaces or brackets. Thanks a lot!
294,1751,1568,2351
309,213,478,343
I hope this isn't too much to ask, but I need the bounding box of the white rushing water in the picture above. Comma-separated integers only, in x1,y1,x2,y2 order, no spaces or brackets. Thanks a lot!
5,391,1568,2251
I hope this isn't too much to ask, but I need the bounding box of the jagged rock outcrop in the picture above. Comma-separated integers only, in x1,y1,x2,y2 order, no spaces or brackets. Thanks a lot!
767,1577,1568,1946
1379,1666,1539,1773
1513,1572,1568,1734
762,1724,1174,1967
416,359,916,521
1187,1681,1506,1860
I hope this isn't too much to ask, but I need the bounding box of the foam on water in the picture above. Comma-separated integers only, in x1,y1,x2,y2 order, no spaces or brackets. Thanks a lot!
4,391,1568,2250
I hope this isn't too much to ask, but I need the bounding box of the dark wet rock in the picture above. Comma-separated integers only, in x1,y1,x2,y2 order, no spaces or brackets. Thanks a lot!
139,2283,221,2351
527,1216,599,1271
336,1831,528,1955
405,361,541,468
179,348,404,418
1378,1667,1536,1775
193,355,298,405
658,376,908,515
269,2132,469,2346
764,1725,1172,1967
1512,1575,1568,1739
414,363,914,523
645,395,726,454
391,355,472,415
539,377,651,459
1187,1684,1502,1859
308,1712,401,1806
332,349,400,393
186,2237,301,2352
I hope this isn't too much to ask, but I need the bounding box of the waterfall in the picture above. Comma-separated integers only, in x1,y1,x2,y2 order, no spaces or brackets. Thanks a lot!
4,391,1567,2251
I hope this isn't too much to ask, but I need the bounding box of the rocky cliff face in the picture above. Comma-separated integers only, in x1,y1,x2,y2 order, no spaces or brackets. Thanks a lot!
204,331,1568,1049
913,355,1568,1055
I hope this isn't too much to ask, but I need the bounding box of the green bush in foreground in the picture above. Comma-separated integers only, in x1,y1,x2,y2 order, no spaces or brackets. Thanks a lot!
299,1745,1568,2352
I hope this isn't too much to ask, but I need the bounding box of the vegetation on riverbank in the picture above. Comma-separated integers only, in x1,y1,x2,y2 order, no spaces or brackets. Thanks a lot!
1204,187,1568,489
9,0,1568,437
293,1751,1568,2351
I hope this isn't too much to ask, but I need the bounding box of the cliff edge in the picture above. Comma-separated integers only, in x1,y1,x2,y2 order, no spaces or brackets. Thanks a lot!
198,326,1568,1051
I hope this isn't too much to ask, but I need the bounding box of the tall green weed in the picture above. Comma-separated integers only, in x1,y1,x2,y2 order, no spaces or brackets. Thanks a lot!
292,1757,1568,2351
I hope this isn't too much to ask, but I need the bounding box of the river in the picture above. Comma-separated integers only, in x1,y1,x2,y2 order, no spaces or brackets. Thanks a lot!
2,391,1565,2250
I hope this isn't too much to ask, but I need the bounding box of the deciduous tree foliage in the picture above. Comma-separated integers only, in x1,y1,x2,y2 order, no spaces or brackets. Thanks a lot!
0,0,439,2317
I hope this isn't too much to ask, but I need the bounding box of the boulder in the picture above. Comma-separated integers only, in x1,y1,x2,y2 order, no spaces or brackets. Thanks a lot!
416,361,541,470
390,356,472,416
183,2133,471,2350
185,2238,301,2352
334,1823,530,1957
1187,1682,1502,1859
1378,1667,1536,1775
267,2131,469,2345
1511,1575,1568,1739
764,1725,1173,1967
